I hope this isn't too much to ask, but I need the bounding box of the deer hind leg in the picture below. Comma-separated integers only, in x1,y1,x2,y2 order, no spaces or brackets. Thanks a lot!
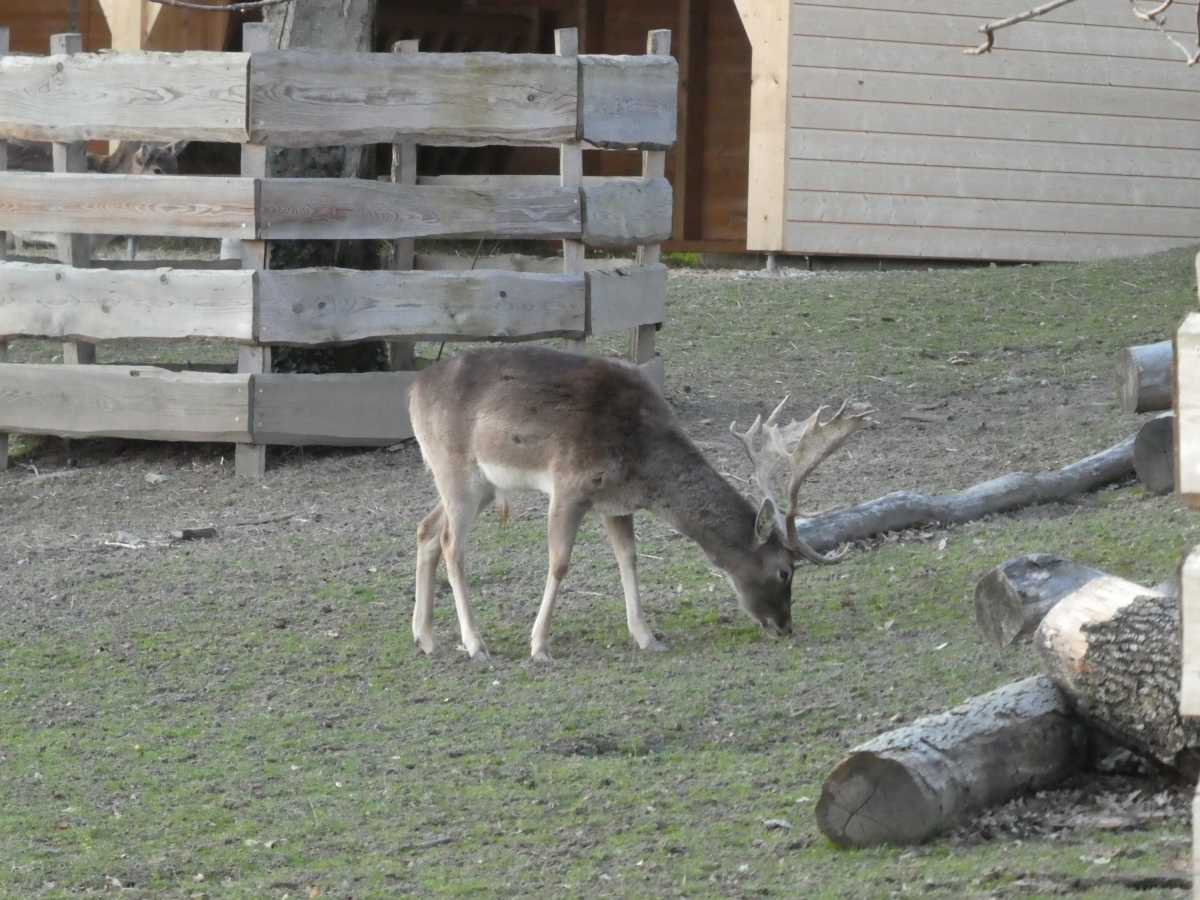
603,514,666,652
529,496,589,662
412,503,444,654
435,474,494,660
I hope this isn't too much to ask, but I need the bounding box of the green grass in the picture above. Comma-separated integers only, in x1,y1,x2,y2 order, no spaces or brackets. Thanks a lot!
3,247,1198,897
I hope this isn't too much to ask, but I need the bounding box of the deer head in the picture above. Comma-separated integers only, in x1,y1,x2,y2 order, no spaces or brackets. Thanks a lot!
731,396,873,570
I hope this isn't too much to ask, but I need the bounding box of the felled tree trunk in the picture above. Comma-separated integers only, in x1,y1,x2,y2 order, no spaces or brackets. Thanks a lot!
974,554,1104,647
815,676,1086,847
794,433,1134,553
1133,413,1174,495
1118,340,1172,414
1036,576,1200,778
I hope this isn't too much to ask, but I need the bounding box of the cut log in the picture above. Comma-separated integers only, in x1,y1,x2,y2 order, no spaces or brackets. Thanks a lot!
1118,340,1172,414
815,676,1085,847
1035,572,1200,777
793,432,1134,553
974,554,1104,647
1133,412,1174,495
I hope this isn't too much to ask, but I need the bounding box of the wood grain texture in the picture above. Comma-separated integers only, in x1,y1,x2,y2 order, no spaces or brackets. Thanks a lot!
252,372,416,446
249,51,577,147
0,51,249,143
0,261,254,341
414,253,634,273
0,364,251,442
258,268,585,344
582,178,673,248
1176,312,1200,509
258,179,581,241
1181,547,1200,717
0,172,256,238
587,264,667,335
579,54,678,150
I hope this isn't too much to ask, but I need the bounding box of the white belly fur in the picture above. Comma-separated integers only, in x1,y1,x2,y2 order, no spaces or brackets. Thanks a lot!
478,461,555,495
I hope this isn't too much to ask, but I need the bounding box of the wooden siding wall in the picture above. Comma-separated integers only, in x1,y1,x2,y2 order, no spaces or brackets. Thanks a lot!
785,0,1200,262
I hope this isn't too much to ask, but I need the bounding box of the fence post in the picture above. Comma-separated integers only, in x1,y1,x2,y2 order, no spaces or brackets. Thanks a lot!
631,29,671,385
51,33,95,368
556,27,587,349
388,38,420,372
236,22,273,479
0,26,8,470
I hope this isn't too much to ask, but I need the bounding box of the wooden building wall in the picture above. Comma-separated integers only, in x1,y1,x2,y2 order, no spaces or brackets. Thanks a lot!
779,0,1200,262
0,1,111,53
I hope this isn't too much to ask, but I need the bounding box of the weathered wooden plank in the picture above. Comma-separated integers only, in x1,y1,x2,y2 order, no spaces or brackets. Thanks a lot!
418,175,640,187
0,261,254,341
0,172,256,238
258,179,581,241
0,51,249,143
581,177,673,248
1182,547,1200,716
253,372,416,446
1176,312,1200,509
414,252,634,273
0,364,251,442
249,51,577,147
786,191,1200,238
784,221,1188,262
258,268,585,344
739,0,791,252
588,264,667,335
579,54,677,150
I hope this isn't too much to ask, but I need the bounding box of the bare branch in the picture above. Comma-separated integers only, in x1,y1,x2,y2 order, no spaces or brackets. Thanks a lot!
964,0,1082,55
1129,0,1173,22
1128,0,1200,64
146,0,293,12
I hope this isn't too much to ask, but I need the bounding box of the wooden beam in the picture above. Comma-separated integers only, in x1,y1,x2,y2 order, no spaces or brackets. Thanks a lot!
1176,311,1200,508
257,269,586,344
0,364,251,442
630,30,673,374
0,51,249,143
733,0,790,251
0,25,8,470
0,262,255,342
252,372,417,446
588,264,667,335
558,27,588,350
578,54,678,151
582,178,673,248
413,253,633,273
249,51,578,147
0,172,256,239
257,179,581,241
388,38,420,373
1182,546,1200,716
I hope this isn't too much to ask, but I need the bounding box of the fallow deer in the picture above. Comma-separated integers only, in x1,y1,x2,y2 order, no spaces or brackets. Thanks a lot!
408,346,870,660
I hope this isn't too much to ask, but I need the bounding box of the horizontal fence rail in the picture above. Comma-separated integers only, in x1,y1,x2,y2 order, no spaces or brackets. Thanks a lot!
0,175,671,246
0,50,677,150
0,261,668,344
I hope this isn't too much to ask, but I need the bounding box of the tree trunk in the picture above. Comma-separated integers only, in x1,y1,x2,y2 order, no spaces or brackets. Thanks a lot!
260,0,388,375
794,433,1134,553
974,554,1105,647
815,676,1086,847
1133,413,1175,495
1035,574,1200,778
1118,340,1172,414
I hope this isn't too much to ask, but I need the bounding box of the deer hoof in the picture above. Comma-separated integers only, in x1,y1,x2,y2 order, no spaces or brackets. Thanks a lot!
641,637,668,653
413,634,434,655
530,648,554,665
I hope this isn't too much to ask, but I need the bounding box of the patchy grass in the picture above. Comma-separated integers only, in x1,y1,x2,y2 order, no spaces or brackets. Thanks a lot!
3,248,1198,897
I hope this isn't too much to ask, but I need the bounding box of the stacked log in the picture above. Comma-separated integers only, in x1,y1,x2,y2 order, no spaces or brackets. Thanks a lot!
1117,340,1172,414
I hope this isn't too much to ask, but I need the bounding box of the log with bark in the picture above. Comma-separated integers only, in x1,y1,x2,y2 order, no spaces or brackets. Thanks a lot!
793,433,1134,553
815,676,1086,847
1035,572,1200,778
1118,340,1172,414
1133,413,1174,495
974,554,1105,647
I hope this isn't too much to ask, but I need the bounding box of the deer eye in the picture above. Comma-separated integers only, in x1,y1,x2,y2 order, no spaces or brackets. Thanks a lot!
778,569,791,583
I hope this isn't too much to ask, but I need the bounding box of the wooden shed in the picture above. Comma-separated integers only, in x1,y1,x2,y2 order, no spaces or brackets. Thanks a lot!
748,0,1200,262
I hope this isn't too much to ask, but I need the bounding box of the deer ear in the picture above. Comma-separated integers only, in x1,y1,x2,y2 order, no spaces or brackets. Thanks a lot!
753,498,776,546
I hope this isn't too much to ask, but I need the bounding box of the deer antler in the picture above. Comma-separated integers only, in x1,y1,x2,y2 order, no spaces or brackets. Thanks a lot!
730,397,873,563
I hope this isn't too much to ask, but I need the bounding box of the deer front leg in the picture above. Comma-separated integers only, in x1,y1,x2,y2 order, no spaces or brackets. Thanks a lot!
439,488,490,661
530,496,588,662
412,503,444,655
603,514,666,652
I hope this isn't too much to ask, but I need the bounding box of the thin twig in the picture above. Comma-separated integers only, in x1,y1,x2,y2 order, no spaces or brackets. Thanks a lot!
227,511,302,527
965,0,1081,55
147,0,293,10
1129,0,1200,63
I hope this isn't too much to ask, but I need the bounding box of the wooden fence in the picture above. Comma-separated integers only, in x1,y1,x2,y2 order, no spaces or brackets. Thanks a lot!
0,25,678,478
